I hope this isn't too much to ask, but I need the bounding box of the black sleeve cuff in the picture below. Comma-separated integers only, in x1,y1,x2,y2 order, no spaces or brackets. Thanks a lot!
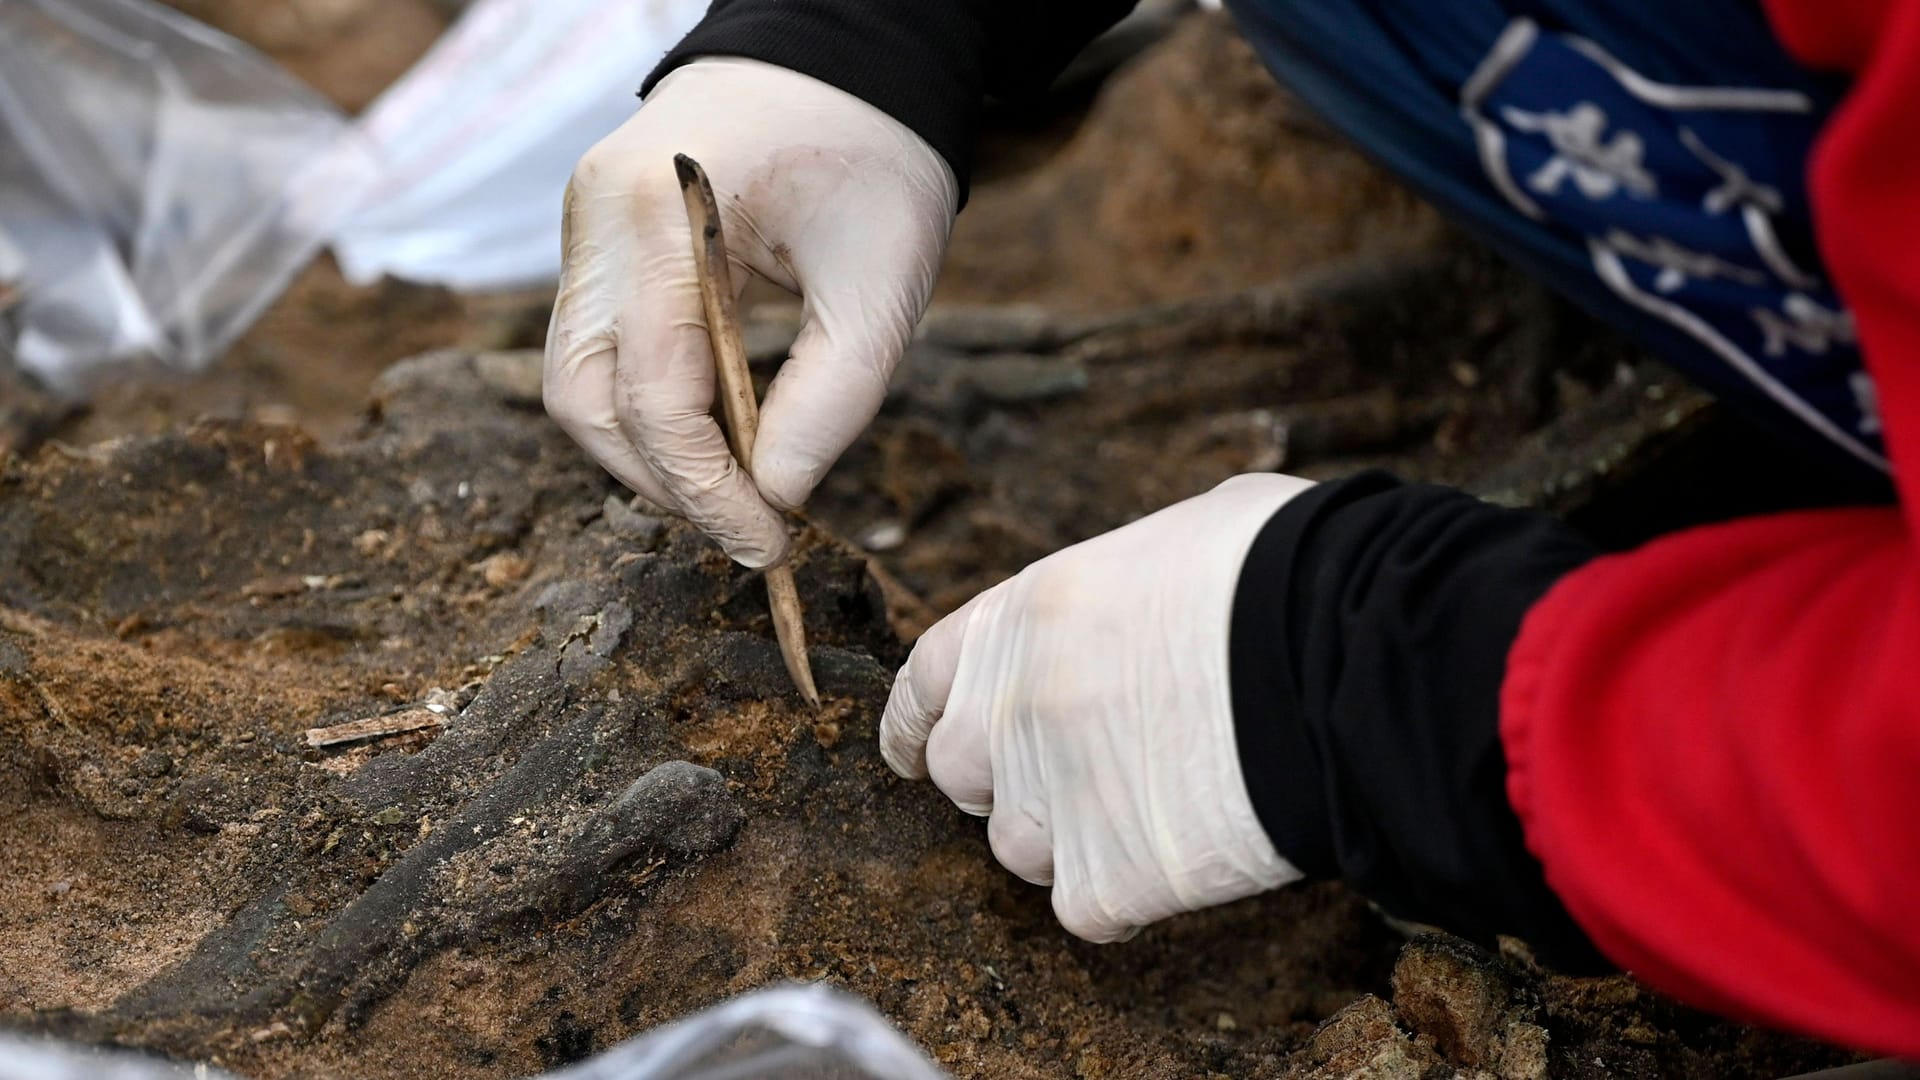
641,0,1139,206
1229,471,1609,971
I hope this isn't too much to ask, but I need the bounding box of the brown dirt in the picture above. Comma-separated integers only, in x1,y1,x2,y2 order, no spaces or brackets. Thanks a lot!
0,9,1874,1079
0,351,1858,1079
153,0,451,114
53,263,532,449
937,15,1445,312
1,359,1395,1080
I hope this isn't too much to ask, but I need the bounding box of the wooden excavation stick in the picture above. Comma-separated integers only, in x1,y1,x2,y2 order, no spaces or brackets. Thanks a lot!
674,153,821,707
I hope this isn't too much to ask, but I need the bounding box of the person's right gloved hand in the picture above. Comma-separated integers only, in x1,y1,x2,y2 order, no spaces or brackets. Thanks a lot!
545,58,959,568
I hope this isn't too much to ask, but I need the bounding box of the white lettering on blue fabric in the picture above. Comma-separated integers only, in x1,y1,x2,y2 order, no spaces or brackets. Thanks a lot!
1754,294,1856,358
1680,127,1783,215
1460,18,1887,467
1853,372,1882,436
1604,230,1766,293
1502,103,1658,200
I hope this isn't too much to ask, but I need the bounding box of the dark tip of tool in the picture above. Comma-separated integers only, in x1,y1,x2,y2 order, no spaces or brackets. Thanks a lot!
673,153,701,189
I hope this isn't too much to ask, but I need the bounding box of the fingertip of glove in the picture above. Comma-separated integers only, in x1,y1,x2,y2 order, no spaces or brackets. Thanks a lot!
878,733,927,781
1019,867,1055,888
1052,887,1142,945
1061,916,1139,945
752,461,815,516
720,529,790,571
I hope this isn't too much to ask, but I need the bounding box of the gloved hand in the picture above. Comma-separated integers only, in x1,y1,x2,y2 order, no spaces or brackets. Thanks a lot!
545,58,958,567
881,473,1318,942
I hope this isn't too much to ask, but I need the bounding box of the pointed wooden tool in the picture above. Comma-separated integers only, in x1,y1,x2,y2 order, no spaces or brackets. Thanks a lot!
674,153,820,707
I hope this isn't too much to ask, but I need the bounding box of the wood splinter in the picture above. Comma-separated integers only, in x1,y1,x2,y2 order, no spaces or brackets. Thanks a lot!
675,153,821,708
304,705,451,749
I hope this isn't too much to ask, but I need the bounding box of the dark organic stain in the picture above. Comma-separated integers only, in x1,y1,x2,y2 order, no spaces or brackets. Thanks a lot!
534,1011,596,1070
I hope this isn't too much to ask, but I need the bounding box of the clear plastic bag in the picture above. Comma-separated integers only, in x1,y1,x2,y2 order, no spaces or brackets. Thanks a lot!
549,984,949,1080
0,1036,229,1080
328,0,709,291
0,984,949,1080
0,0,377,393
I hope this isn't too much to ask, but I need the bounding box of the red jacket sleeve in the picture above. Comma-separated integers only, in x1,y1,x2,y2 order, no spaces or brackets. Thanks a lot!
1500,0,1920,1058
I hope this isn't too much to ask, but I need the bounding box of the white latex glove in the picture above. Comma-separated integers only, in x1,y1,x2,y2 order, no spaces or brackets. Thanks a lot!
545,58,958,567
881,473,1318,942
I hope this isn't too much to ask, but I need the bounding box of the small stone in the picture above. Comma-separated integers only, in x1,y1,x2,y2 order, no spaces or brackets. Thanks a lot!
165,775,228,835
1391,934,1529,1070
916,304,1064,352
603,760,743,857
283,892,317,917
1292,994,1442,1079
1213,1011,1238,1032
478,552,532,588
249,1021,292,1044
354,529,393,557
47,880,71,898
1498,1019,1551,1080
1619,1018,1659,1045
473,351,543,406
253,404,301,427
905,983,951,1029
602,495,666,547
371,806,409,827
131,749,173,778
856,520,908,552
422,683,478,712
955,354,1089,405
241,574,308,600
556,602,635,687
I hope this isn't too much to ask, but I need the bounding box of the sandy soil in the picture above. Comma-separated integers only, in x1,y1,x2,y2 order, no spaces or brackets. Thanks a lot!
0,9,1876,1079
0,349,1856,1079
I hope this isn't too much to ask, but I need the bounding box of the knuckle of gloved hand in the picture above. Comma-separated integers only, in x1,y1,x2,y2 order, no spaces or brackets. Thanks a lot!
751,453,820,513
878,730,922,780
1052,881,1126,943
569,138,623,194
540,380,575,425
988,811,1054,886
878,679,932,779
1017,561,1097,638
572,141,682,229
924,737,991,816
541,370,595,427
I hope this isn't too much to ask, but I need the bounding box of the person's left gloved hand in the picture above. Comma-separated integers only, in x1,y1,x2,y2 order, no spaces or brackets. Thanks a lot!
880,473,1316,942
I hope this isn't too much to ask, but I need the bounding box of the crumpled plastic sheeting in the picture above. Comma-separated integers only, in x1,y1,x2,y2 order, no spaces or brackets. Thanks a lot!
327,0,709,291
0,0,376,394
0,229,23,309
0,984,949,1080
0,1038,221,1080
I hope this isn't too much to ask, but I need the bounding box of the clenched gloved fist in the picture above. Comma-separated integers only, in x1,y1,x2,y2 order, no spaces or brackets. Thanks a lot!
881,473,1317,942
545,58,958,567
